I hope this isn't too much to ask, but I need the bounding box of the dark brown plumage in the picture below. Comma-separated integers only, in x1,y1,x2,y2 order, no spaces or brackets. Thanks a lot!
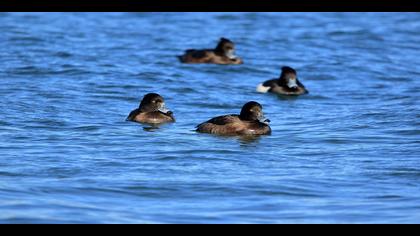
257,66,309,96
196,101,271,136
178,38,243,65
126,93,175,124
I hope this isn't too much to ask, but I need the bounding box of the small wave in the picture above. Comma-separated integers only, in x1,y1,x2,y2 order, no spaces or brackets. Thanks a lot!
8,36,44,43
304,94,331,100
377,76,413,82
54,52,73,58
389,129,420,136
9,66,92,76
71,125,101,132
389,168,420,178
0,171,25,177
367,195,403,200
24,119,70,130
308,75,337,81
168,87,197,94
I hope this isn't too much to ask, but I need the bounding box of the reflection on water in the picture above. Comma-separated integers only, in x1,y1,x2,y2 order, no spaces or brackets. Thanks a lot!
238,135,262,146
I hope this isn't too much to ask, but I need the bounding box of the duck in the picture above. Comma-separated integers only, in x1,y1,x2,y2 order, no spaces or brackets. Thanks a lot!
196,101,271,136
178,37,243,65
257,66,308,96
126,93,175,124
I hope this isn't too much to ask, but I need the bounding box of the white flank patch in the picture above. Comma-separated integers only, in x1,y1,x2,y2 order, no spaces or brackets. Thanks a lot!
256,83,270,93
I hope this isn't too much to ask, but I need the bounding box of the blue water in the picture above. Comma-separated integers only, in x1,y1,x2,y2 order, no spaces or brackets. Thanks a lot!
0,12,420,223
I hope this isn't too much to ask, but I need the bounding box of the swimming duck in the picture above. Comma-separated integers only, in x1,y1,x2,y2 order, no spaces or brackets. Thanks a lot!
257,66,308,96
196,101,271,136
126,93,175,124
178,37,243,65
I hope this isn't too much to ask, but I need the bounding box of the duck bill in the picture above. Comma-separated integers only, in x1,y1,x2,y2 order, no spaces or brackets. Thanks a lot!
258,114,270,125
287,80,298,89
225,50,237,59
158,104,170,114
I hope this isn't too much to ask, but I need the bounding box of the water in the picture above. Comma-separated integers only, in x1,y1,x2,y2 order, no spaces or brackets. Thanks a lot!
0,12,419,223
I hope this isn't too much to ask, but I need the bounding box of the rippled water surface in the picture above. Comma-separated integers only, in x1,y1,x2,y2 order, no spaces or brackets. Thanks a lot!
1,13,420,223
